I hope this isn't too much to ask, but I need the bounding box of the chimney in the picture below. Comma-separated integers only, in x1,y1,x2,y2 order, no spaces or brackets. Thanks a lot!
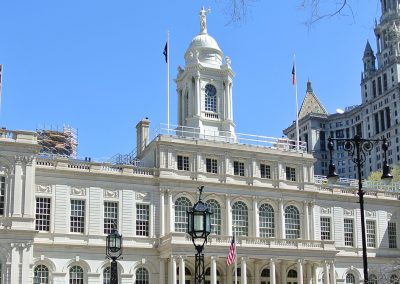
136,118,150,156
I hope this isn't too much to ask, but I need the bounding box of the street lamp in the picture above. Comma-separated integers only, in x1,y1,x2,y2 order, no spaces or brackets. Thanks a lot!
106,224,123,284
187,186,212,284
327,135,392,283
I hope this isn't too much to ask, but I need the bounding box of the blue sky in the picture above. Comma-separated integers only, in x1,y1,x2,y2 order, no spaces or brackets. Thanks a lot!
0,1,379,161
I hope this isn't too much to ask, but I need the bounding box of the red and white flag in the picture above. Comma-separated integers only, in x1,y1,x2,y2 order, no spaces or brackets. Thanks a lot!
292,63,296,86
226,236,236,265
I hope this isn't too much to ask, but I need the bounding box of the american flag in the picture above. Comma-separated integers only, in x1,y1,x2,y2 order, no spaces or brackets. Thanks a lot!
226,236,236,265
292,63,296,86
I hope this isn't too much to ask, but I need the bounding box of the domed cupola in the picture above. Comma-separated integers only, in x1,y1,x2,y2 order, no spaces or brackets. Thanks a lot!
184,7,223,66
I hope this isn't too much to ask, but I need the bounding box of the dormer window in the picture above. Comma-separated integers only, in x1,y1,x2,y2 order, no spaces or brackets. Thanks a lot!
205,84,217,112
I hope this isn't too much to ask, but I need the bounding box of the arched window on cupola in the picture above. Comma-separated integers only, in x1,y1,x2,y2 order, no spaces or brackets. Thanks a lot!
205,84,217,112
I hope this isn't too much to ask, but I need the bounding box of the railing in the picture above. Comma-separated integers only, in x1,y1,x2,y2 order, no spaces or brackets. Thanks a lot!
314,175,400,192
161,233,336,251
154,123,307,152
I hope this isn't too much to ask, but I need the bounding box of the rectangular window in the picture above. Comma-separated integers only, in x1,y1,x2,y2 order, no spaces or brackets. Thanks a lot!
0,177,5,215
285,167,296,181
177,155,189,171
104,202,118,234
233,161,245,176
35,197,51,232
378,76,382,95
383,73,388,91
136,204,150,236
372,80,377,97
70,199,85,233
320,217,331,240
206,158,218,174
388,222,397,248
344,219,354,246
366,220,376,248
260,164,271,179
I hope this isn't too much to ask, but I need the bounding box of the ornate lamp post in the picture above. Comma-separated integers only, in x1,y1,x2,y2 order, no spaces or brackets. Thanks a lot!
187,186,212,284
106,224,123,284
327,135,392,283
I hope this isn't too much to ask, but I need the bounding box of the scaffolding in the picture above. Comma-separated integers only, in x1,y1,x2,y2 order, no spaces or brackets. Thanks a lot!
37,126,78,158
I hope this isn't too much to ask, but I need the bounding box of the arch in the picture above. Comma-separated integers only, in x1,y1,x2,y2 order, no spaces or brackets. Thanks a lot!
258,198,278,211
62,259,91,274
232,201,249,236
135,267,149,284
174,196,192,233
205,83,217,112
341,267,361,280
390,274,400,284
345,272,356,283
259,203,275,238
205,198,222,235
32,257,57,273
0,155,13,168
128,259,158,276
285,205,300,239
96,260,125,274
34,264,50,284
368,274,378,284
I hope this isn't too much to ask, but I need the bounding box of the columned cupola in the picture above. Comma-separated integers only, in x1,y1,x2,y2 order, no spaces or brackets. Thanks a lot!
176,7,235,140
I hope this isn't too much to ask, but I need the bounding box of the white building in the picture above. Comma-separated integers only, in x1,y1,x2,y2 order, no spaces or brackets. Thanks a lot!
284,0,400,180
0,7,400,284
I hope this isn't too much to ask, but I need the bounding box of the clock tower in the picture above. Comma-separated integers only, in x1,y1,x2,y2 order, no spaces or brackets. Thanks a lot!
176,7,235,141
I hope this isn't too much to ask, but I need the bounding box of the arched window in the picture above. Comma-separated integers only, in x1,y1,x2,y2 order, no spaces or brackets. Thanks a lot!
232,201,248,236
346,273,355,284
69,265,84,284
205,84,217,112
206,199,221,235
135,267,149,284
368,274,378,284
391,274,400,284
103,267,111,284
175,197,192,232
34,265,49,284
285,205,300,239
287,269,297,278
259,203,275,238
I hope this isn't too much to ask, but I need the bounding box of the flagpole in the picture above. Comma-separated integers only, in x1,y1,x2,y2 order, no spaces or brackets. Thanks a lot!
294,54,300,151
167,31,170,133
234,233,237,284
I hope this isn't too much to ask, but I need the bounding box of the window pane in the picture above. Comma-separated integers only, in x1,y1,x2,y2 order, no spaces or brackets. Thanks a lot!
234,161,245,176
177,156,189,171
320,217,331,240
206,158,218,174
175,197,192,232
136,204,150,236
103,267,111,284
366,220,376,248
34,265,49,284
285,205,300,239
69,266,83,284
344,219,354,246
70,200,85,233
260,164,271,179
346,273,355,284
388,222,397,248
135,267,149,284
285,167,296,181
232,201,248,236
205,199,221,235
104,202,118,235
259,204,274,238
0,177,5,215
36,197,51,232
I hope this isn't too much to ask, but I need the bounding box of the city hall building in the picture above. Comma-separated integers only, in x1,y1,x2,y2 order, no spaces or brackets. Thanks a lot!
1,6,400,284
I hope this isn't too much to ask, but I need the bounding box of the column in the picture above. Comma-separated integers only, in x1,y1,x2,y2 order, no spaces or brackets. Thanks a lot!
160,189,165,236
324,261,329,284
306,262,312,284
168,191,174,233
21,244,32,284
13,157,23,216
179,256,185,284
226,264,232,284
195,74,200,116
211,256,217,284
270,259,276,284
241,257,247,284
304,201,310,240
280,261,287,283
254,262,260,284
178,91,182,125
229,83,233,121
310,201,315,240
279,199,285,239
329,261,336,284
10,244,20,284
169,256,177,284
224,81,229,120
297,259,304,284
253,197,259,237
226,195,232,236
24,157,35,218
312,264,319,284
159,259,166,284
